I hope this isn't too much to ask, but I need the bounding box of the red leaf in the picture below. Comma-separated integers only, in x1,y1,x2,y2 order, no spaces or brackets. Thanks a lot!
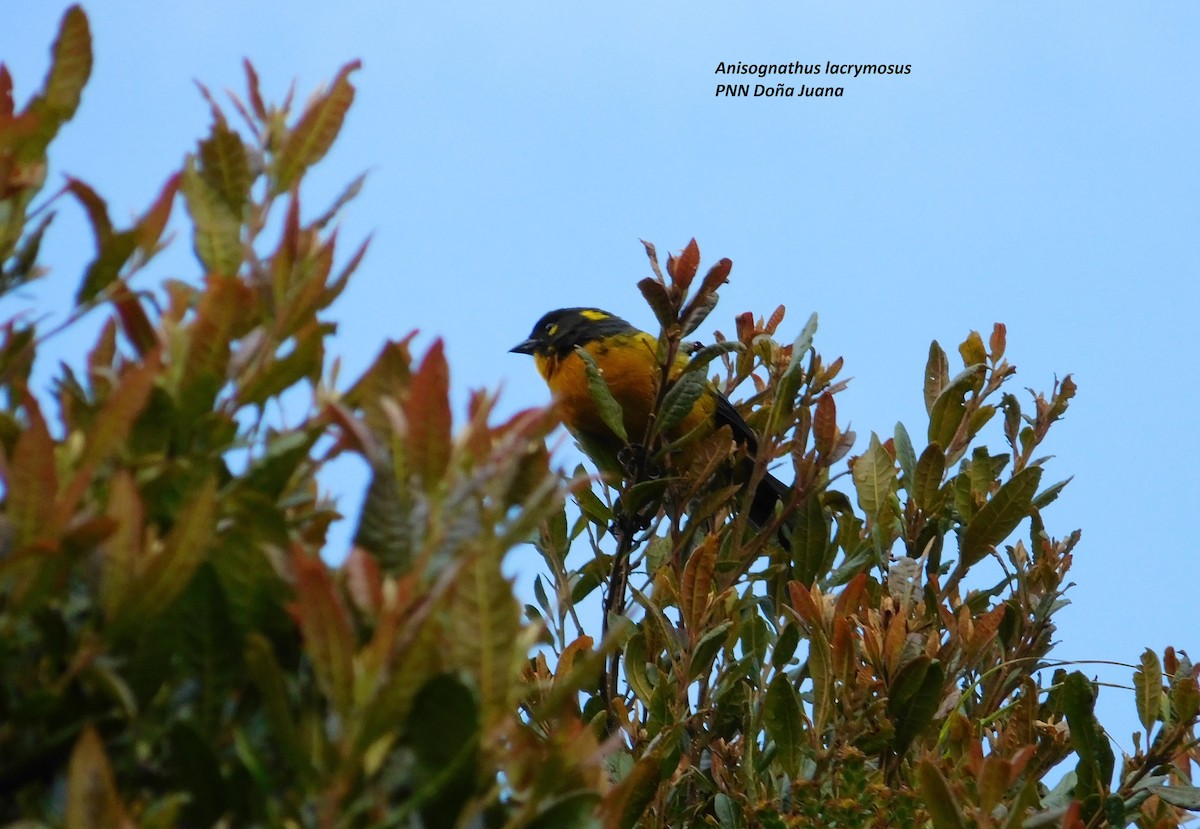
406,339,452,488
292,548,356,718
671,238,701,291
244,59,267,120
7,395,58,547
135,172,180,257
0,65,13,116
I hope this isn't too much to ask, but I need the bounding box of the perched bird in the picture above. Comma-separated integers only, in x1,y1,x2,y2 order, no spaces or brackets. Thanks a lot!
511,307,790,533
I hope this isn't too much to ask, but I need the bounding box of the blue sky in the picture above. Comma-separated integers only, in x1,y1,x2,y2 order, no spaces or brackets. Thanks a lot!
6,1,1198,760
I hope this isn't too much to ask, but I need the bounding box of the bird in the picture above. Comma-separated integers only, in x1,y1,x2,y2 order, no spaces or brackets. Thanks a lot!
510,307,790,535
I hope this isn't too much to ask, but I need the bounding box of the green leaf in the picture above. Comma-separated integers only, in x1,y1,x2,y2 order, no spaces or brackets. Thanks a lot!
912,442,946,512
598,729,676,829
657,370,707,437
182,158,242,276
1032,476,1073,510
112,475,217,636
927,364,983,451
923,341,949,415
791,491,830,586
406,674,480,829
353,456,418,573
244,633,304,769
918,760,967,829
959,466,1043,568
772,623,800,669
691,620,732,681
807,628,833,732
168,721,227,825
198,118,252,216
958,330,986,367
624,630,655,705
274,61,360,192
1134,648,1163,734
575,345,627,441
888,657,945,755
776,312,818,411
893,421,917,484
174,564,240,730
526,792,603,829
852,432,897,539
449,544,521,730
575,485,613,529
1146,785,1200,810
682,340,742,373
1062,671,1114,816
763,673,805,775
36,5,93,125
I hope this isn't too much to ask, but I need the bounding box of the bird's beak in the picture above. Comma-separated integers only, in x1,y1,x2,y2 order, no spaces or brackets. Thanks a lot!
510,338,539,355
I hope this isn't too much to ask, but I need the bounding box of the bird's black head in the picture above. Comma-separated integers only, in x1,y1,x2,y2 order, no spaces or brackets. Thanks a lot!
510,308,636,358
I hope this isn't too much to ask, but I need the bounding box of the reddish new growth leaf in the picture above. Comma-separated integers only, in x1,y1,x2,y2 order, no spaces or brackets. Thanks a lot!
406,339,452,489
291,548,355,719
667,237,701,292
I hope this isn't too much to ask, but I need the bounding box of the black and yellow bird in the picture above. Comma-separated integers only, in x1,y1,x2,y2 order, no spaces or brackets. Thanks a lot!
511,307,790,535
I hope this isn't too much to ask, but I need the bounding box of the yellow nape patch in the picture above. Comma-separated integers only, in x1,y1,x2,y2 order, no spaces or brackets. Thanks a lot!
580,309,610,321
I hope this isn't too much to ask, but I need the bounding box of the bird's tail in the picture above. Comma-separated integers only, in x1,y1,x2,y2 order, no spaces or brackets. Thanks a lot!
747,471,793,550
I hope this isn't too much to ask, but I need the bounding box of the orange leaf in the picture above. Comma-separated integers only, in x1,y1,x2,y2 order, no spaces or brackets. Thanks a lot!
813,392,837,457
680,535,717,635
788,580,823,631
65,726,130,829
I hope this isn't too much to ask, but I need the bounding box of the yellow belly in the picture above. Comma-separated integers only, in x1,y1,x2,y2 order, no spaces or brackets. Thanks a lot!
537,332,715,474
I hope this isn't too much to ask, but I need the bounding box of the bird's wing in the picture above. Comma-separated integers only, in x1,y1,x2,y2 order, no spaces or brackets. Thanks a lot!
710,390,760,452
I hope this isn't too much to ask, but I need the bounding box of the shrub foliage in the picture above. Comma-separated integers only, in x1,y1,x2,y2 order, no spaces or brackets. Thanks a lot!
1,8,1197,828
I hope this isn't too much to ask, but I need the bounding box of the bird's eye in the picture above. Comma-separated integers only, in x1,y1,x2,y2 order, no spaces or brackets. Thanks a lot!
545,323,558,336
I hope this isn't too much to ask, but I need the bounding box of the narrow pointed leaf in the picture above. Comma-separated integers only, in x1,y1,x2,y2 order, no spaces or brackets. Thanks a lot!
182,159,242,276
40,6,93,123
275,61,360,191
406,339,452,487
198,119,251,215
918,760,967,829
658,370,706,438
292,548,355,718
764,673,805,775
575,345,627,441
66,726,127,829
680,535,717,633
7,395,58,546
